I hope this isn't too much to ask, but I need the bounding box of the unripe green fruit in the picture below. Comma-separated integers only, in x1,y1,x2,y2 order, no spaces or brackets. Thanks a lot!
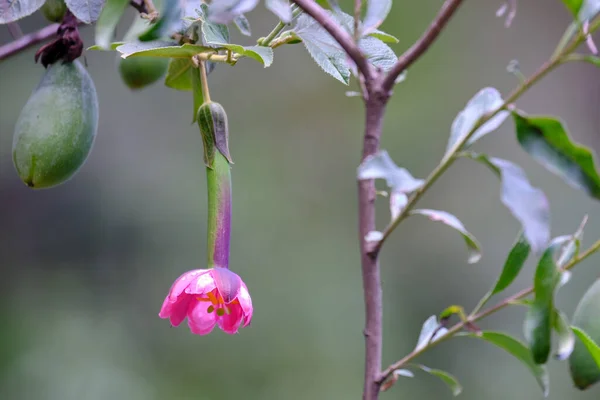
13,60,99,189
569,279,600,390
118,56,168,90
40,0,67,22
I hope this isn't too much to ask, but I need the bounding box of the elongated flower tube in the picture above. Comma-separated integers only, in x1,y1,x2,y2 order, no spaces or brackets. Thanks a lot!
160,67,252,334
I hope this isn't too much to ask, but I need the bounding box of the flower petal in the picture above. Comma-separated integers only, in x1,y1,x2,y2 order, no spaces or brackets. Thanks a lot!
184,270,217,295
165,295,193,326
168,269,208,300
187,300,217,335
218,303,243,334
238,283,253,327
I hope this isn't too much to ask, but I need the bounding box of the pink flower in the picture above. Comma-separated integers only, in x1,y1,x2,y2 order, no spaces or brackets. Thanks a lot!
159,268,253,335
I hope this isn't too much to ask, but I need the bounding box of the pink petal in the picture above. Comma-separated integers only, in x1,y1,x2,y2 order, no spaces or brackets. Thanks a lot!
187,300,217,335
238,283,253,327
168,295,193,326
218,303,243,334
184,270,217,295
168,269,208,301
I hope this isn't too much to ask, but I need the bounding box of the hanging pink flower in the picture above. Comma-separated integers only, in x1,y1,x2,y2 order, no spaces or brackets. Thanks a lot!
159,268,253,335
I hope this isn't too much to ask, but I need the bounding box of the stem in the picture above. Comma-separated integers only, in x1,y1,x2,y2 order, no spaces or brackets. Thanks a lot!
372,24,591,255
552,22,578,60
142,0,158,20
378,237,600,383
199,61,211,103
354,0,361,42
359,97,387,400
260,21,287,46
206,151,232,269
0,24,60,61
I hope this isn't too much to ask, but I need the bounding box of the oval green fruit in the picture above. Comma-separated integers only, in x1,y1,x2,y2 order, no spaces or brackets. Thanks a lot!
118,56,168,90
40,0,67,22
13,60,99,189
569,278,600,390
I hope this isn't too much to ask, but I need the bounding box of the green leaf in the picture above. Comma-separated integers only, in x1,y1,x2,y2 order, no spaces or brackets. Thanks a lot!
524,236,571,364
117,41,213,58
138,0,183,41
578,0,600,21
95,0,129,49
554,310,575,360
64,0,105,23
293,13,351,84
357,150,425,194
221,44,273,67
570,280,600,389
414,315,448,352
513,113,600,200
201,7,230,46
88,41,126,51
416,365,462,396
266,0,292,23
468,154,550,254
165,58,193,90
207,0,259,24
572,327,600,367
368,29,399,43
557,216,586,267
233,14,251,36
562,0,584,17
490,233,531,296
358,35,396,72
462,331,549,396
363,0,392,35
0,0,45,23
445,88,509,156
410,209,482,264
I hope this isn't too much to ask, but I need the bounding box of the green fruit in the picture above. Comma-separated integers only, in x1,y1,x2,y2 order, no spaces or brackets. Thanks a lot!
569,278,600,390
40,0,67,22
13,60,99,189
118,56,168,90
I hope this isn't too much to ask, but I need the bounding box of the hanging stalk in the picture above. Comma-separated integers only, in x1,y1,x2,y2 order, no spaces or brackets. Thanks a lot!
195,61,234,269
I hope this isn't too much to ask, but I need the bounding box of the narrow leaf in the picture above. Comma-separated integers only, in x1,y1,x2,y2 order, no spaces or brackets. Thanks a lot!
165,58,193,90
368,29,399,43
562,0,584,17
490,232,531,296
462,331,549,396
445,88,509,156
88,42,126,51
524,236,571,364
207,0,259,24
410,209,482,264
469,153,550,254
416,365,462,396
117,41,213,58
138,0,183,41
363,0,392,35
0,0,45,23
572,327,600,367
95,0,129,49
201,12,230,46
394,369,414,378
220,44,273,67
233,14,252,36
357,150,424,194
513,113,600,200
414,315,448,352
65,0,105,23
266,0,292,23
554,310,575,360
557,215,586,267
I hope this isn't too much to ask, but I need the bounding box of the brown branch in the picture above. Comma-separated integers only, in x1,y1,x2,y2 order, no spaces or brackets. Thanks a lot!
292,0,374,82
380,0,464,92
0,24,59,61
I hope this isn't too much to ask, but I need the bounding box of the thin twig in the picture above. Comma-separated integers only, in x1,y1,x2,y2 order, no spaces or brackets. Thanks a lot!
0,24,59,61
292,0,374,82
354,0,362,42
380,0,464,92
378,237,600,383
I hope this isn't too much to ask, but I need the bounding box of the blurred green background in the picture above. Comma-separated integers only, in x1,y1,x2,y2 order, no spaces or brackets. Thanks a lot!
1,1,600,399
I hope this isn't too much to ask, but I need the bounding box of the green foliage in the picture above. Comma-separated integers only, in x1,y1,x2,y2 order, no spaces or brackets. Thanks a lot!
513,113,600,200
64,0,105,23
165,58,194,90
461,331,549,396
95,0,129,50
266,0,292,23
139,0,183,41
468,154,550,253
409,209,481,264
524,236,570,364
116,41,213,58
0,0,46,23
490,233,530,296
553,310,575,360
233,15,252,36
416,365,462,396
362,0,392,35
570,279,600,389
